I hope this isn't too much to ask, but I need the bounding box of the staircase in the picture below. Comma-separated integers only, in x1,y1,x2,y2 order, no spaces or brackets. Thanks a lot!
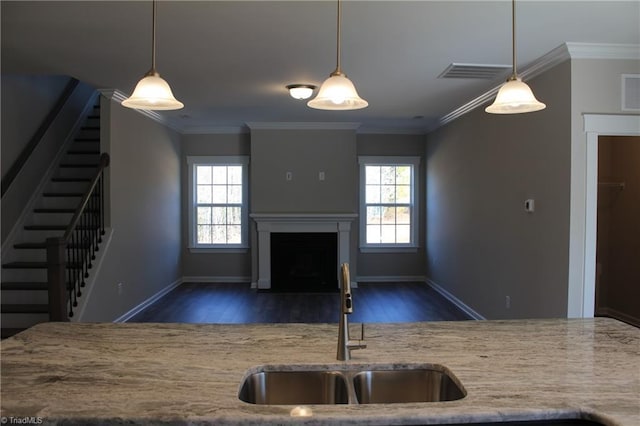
1,102,103,339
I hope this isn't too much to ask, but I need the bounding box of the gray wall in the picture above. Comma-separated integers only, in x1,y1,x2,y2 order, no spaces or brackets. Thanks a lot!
250,128,357,213
250,127,358,278
1,78,95,243
181,133,252,280
567,58,640,316
426,60,572,319
1,75,71,180
356,133,426,280
81,98,182,321
181,128,426,283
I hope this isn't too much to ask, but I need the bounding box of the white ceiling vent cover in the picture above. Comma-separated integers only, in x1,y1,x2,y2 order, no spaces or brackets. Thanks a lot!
438,63,511,79
622,74,640,111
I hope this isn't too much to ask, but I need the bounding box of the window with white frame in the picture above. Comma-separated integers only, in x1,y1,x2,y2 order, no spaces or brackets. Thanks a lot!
188,156,249,249
359,156,419,250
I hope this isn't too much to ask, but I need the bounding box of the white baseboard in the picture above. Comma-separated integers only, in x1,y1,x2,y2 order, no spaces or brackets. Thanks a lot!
596,307,640,328
113,278,182,323
182,276,252,284
356,275,427,283
426,278,485,320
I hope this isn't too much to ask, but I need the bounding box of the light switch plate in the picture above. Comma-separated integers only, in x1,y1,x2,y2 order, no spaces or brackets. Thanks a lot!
525,199,535,213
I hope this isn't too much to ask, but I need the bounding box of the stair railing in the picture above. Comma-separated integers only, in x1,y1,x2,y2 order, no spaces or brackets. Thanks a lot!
46,153,110,320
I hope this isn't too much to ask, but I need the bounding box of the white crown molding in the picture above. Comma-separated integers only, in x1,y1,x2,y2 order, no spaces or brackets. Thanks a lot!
438,42,640,129
98,88,182,133
246,122,361,131
357,126,428,135
181,125,249,135
566,42,640,60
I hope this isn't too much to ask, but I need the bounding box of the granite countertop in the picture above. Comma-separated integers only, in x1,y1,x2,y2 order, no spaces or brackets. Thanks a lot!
1,318,638,425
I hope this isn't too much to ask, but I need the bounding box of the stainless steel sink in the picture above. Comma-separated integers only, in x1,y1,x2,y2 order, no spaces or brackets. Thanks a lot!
353,366,466,404
238,364,465,405
442,421,605,425
238,370,349,404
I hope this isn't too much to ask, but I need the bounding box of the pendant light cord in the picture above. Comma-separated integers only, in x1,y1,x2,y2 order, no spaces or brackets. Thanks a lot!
511,0,517,79
335,0,342,75
151,0,157,73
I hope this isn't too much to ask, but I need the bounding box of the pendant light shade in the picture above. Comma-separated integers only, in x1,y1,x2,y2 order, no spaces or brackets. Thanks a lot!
122,0,183,111
308,72,368,110
308,0,368,111
485,76,545,114
122,70,184,110
485,0,545,114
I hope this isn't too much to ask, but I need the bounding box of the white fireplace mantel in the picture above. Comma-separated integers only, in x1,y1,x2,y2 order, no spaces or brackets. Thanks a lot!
251,213,357,289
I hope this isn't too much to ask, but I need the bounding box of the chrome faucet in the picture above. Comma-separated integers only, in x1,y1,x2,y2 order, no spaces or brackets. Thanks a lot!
337,263,366,361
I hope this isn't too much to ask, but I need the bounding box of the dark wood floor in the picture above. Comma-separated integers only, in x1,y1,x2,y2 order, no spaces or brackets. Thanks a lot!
128,282,471,323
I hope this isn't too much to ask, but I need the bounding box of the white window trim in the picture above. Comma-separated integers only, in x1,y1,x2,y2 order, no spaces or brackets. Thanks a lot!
187,156,250,252
358,156,420,252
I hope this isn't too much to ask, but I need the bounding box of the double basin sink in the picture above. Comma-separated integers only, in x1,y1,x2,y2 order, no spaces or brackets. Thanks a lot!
239,364,607,425
238,363,466,405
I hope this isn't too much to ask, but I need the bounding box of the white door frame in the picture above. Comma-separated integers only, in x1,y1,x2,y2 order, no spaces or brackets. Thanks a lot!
571,114,640,318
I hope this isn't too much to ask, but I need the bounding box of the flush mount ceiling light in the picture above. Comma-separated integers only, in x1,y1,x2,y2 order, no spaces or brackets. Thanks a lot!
485,0,545,114
307,0,368,110
122,0,183,110
286,84,317,100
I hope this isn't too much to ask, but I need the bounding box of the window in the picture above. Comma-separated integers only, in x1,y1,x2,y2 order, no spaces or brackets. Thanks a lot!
188,156,249,250
359,156,420,250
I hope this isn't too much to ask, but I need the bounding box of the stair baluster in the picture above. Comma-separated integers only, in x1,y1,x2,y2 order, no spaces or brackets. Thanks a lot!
45,153,110,320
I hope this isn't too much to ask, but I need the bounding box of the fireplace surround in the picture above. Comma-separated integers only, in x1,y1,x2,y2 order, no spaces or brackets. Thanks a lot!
251,214,357,290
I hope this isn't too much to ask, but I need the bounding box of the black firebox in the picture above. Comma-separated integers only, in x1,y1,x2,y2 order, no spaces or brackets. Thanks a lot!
270,232,338,292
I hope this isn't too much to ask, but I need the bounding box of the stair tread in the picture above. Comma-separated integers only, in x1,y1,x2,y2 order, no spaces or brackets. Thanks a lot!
1,304,49,313
1,282,48,290
42,192,84,197
14,241,92,249
34,208,75,213
59,164,99,168
2,261,83,269
33,208,98,214
51,177,92,183
67,150,100,155
24,224,98,231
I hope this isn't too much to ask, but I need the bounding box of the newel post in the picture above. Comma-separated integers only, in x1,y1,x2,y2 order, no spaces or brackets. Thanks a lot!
46,236,69,321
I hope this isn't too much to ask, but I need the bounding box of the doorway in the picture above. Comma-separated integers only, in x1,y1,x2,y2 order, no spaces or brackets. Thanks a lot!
573,114,639,320
595,136,640,326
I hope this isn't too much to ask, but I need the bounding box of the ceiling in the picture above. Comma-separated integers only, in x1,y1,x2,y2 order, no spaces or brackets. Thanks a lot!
2,1,639,134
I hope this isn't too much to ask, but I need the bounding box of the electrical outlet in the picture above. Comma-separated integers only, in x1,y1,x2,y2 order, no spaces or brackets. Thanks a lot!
319,171,325,181
505,295,511,309
286,171,293,181
118,282,124,296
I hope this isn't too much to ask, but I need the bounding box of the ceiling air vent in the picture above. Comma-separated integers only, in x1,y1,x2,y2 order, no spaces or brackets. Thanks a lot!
438,63,511,79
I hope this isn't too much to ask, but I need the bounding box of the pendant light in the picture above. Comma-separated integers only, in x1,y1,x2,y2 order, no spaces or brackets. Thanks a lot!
485,0,545,114
122,0,183,110
307,0,368,110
